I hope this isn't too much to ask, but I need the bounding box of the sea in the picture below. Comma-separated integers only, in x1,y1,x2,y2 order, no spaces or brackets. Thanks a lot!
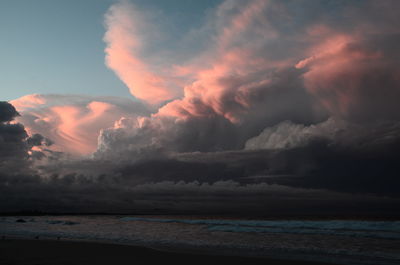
1,215,399,265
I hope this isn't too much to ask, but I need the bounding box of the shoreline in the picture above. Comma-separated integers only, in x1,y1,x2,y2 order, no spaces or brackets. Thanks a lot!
0,237,339,265
2,213,400,221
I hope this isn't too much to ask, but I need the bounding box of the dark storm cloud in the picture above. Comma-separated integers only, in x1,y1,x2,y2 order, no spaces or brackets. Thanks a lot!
2,117,399,215
0,102,29,172
86,118,400,199
27,133,53,147
24,117,399,214
1,169,398,215
0,101,51,174
0,101,20,122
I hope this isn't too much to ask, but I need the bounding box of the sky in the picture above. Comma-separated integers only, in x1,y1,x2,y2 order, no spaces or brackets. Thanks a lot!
0,0,221,100
0,0,399,215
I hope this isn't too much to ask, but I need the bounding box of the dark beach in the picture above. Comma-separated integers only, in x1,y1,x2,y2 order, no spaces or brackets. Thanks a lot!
0,238,337,265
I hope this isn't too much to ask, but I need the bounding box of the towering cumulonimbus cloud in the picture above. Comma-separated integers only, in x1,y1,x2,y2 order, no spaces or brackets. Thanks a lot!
97,0,400,159
11,0,400,159
154,0,315,124
1,0,400,214
104,0,310,124
97,0,318,157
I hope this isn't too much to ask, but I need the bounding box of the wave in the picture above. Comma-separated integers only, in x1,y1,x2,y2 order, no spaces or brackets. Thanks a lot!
120,217,400,239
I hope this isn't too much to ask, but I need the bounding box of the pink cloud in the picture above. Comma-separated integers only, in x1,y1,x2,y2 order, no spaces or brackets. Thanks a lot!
14,0,400,159
151,1,288,123
295,31,398,119
10,94,47,110
11,94,148,156
103,1,183,105
104,0,290,124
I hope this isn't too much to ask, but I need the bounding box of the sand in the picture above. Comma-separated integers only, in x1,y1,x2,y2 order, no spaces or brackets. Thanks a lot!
0,238,338,265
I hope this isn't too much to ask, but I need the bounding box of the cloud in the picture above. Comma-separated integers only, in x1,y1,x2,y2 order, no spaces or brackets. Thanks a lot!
97,0,322,159
11,94,149,156
2,0,400,214
95,114,241,160
243,117,400,195
0,101,49,174
154,0,309,124
0,101,20,122
98,0,400,158
0,102,28,163
297,33,400,121
1,168,398,214
1,101,399,213
244,118,347,150
103,0,183,105
26,133,53,147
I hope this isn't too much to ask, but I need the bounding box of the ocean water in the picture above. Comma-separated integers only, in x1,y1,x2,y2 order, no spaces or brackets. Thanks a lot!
1,215,399,265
